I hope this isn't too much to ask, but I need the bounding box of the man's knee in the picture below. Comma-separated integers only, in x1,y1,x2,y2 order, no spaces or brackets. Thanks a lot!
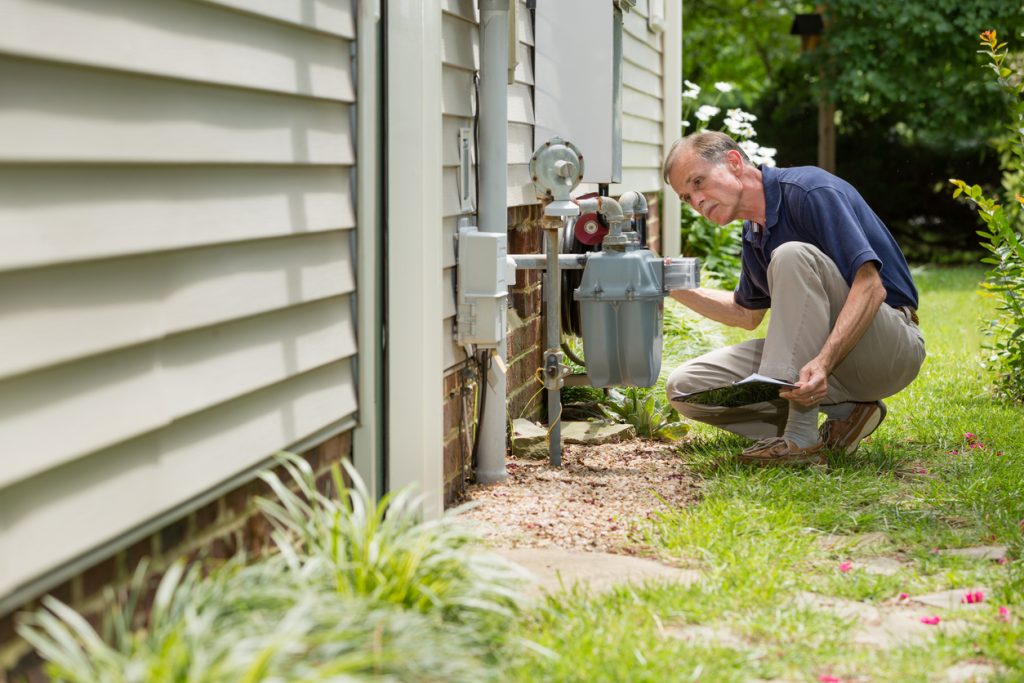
768,241,823,272
664,365,699,402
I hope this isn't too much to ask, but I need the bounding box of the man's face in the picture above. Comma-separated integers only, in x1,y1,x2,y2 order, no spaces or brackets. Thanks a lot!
668,148,744,225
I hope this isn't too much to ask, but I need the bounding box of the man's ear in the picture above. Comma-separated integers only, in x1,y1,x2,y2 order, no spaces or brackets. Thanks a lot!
724,149,743,173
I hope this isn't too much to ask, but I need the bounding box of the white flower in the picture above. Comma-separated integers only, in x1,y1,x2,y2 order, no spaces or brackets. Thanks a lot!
738,140,776,167
714,81,734,93
694,105,720,122
726,108,757,123
681,120,691,129
723,115,756,139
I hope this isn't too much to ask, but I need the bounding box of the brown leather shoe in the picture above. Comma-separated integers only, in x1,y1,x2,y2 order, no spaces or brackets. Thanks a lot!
736,437,826,466
819,401,887,454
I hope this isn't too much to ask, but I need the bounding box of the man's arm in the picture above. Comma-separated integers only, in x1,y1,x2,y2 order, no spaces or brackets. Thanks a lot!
670,287,767,330
781,262,887,405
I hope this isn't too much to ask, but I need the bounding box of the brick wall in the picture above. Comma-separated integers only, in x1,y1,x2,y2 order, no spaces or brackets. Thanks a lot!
645,191,663,255
0,431,353,682
441,205,546,503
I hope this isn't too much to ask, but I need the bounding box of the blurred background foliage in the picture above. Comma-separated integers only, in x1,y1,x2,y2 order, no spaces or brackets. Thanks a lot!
681,0,1024,264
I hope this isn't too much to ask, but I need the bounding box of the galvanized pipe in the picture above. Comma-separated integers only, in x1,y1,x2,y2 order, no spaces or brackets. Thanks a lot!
544,225,562,467
510,253,586,270
475,0,510,484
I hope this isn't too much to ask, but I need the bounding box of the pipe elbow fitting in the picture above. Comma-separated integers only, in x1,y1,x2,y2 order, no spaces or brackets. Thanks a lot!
594,196,625,224
618,191,648,218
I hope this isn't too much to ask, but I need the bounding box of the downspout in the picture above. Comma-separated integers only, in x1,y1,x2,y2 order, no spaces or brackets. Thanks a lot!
475,0,509,484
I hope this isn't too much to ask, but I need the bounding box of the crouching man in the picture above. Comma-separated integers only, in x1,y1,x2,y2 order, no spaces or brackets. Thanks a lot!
662,131,925,465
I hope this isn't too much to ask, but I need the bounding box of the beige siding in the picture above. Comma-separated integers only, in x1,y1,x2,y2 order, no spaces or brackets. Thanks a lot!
0,1,357,600
620,2,666,193
440,0,535,371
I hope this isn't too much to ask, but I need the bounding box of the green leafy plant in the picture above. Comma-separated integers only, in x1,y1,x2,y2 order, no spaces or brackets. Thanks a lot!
951,30,1024,401
600,386,689,441
18,455,528,682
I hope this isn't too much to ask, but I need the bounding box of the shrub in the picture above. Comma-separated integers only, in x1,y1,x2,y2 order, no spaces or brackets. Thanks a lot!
17,456,527,682
600,387,689,441
951,30,1024,401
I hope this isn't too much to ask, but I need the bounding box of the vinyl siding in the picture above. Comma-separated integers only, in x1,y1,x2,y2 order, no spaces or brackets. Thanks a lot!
0,0,358,601
620,0,667,192
440,0,534,370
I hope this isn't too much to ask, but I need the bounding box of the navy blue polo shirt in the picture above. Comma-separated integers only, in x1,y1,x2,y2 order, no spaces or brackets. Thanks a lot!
734,165,919,311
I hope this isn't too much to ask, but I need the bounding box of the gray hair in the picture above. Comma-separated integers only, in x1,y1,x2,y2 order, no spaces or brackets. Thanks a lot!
662,131,753,184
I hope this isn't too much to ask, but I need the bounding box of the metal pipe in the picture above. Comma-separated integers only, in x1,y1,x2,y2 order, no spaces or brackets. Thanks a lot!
510,253,587,270
475,0,510,484
544,226,562,467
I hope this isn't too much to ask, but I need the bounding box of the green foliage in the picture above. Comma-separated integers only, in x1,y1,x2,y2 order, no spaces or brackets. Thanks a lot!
682,0,813,102
683,218,742,289
511,267,1024,682
18,456,527,682
951,31,1024,402
814,1,1024,146
600,387,689,441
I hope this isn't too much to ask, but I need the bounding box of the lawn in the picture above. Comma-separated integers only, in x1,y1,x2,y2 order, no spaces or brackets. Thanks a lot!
507,266,1024,682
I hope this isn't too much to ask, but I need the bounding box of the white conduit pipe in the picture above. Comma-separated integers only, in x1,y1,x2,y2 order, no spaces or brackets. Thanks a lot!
475,0,509,484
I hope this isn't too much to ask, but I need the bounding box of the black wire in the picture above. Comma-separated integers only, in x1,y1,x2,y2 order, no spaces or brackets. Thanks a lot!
561,341,586,368
469,350,490,472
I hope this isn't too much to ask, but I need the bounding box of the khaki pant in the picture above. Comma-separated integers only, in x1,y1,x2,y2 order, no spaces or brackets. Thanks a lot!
666,242,926,440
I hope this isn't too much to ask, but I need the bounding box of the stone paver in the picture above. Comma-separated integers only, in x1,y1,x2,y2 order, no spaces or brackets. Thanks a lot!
817,531,891,553
944,661,997,683
852,610,970,649
913,587,992,610
794,592,972,649
795,592,881,623
664,624,746,649
509,420,636,458
560,421,636,445
860,557,907,576
495,547,702,597
937,546,1008,562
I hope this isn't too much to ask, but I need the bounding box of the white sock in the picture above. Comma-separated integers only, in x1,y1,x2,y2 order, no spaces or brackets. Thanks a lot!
783,402,820,448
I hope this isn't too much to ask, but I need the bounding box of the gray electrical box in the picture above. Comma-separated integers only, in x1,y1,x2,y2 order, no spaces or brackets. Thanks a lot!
456,227,508,347
534,1,623,184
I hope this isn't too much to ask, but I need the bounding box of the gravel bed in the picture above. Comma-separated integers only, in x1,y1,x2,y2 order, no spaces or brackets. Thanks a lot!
459,439,703,555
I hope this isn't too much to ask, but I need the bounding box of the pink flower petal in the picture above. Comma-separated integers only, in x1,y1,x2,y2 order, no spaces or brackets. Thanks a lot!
998,557,1008,565
999,606,1010,621
921,615,941,625
819,676,841,683
964,432,976,440
898,592,910,601
839,561,853,573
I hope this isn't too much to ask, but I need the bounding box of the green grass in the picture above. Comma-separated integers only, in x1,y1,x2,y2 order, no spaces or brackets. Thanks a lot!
508,266,1024,682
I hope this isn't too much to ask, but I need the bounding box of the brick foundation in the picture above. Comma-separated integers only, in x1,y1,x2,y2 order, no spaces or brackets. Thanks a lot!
441,205,546,503
645,191,663,254
0,431,354,682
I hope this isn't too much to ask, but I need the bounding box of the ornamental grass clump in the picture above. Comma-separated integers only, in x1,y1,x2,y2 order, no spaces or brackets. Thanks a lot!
18,454,527,682
951,30,1024,402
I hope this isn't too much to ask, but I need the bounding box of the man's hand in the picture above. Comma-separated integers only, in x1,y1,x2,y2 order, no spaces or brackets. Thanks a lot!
780,358,830,407
779,263,887,407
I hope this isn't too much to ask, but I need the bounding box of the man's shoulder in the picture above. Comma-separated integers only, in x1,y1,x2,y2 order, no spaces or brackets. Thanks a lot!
773,165,843,194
